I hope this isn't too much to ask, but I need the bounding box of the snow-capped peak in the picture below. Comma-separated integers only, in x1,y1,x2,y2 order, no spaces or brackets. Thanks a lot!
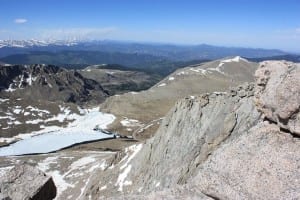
0,39,79,48
221,56,248,63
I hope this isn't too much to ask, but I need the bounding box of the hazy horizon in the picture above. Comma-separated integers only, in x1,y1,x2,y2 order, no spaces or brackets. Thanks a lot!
1,0,300,52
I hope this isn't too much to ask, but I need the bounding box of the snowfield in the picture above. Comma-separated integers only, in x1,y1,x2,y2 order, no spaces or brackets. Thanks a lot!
0,107,115,156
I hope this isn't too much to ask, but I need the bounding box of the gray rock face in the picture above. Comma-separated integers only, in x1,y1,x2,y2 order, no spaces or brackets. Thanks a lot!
126,84,260,192
193,121,300,200
0,164,56,200
254,61,300,135
83,61,299,199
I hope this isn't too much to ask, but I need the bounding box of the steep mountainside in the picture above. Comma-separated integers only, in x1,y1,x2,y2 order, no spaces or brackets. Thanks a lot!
0,64,108,104
100,56,258,139
81,60,300,199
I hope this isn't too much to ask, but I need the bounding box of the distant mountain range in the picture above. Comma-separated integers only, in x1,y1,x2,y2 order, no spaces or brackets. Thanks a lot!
0,39,289,60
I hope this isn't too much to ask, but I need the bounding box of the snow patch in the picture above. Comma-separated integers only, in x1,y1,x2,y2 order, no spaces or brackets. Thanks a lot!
26,106,50,114
213,91,227,95
189,68,208,75
14,121,22,125
218,62,225,67
49,170,74,198
24,112,30,116
0,115,16,120
0,166,14,177
176,71,186,76
207,66,225,74
5,84,16,92
26,119,44,124
158,83,166,87
130,92,138,95
221,56,248,63
207,56,248,75
0,98,9,103
99,160,108,171
115,144,143,191
120,118,142,127
106,71,115,75
100,185,107,191
38,156,59,171
13,108,23,114
69,157,96,171
120,144,143,170
25,73,37,86
115,165,132,192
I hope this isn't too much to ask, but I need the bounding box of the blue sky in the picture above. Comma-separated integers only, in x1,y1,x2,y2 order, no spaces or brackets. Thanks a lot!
0,0,300,52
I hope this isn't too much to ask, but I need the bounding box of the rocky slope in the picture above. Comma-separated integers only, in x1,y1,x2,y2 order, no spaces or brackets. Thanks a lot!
100,56,258,139
0,64,108,104
81,60,300,199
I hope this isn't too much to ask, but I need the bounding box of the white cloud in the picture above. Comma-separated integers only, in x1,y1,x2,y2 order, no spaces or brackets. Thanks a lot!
14,18,28,24
38,27,118,40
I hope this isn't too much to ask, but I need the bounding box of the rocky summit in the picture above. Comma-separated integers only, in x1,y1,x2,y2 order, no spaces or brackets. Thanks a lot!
78,60,299,199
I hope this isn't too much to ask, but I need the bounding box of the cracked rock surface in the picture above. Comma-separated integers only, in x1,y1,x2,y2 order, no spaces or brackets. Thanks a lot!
254,61,300,136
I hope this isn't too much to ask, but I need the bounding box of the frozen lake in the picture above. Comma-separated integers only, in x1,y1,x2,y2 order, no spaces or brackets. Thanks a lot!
0,107,115,156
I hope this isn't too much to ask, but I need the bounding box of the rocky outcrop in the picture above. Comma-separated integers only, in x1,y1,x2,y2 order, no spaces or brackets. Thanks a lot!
254,61,300,136
0,164,56,200
193,121,300,199
82,60,300,199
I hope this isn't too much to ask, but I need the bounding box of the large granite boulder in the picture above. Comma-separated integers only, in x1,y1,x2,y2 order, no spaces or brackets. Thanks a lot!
0,164,56,200
193,121,300,199
254,61,300,135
